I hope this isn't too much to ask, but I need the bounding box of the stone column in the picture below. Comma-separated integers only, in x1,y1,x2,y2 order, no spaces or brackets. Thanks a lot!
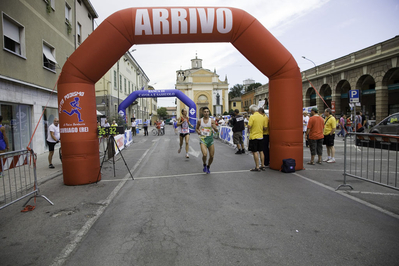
332,94,341,114
375,84,388,123
303,92,310,108
316,97,324,113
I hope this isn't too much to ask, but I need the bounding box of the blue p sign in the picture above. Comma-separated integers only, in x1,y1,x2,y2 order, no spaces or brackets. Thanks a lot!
349,89,359,103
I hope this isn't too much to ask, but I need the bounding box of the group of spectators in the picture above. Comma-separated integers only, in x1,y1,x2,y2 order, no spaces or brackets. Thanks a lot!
228,106,269,171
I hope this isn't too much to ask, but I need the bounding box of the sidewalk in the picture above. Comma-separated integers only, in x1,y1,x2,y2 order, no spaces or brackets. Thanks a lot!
35,148,63,185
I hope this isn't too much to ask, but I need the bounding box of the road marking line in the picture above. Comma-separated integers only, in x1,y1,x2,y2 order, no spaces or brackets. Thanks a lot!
50,147,152,266
293,172,399,220
135,170,250,180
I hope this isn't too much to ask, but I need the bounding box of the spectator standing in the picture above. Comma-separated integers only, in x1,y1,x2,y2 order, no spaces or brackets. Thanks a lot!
305,107,325,164
131,119,137,136
47,118,60,169
143,119,149,136
323,108,337,163
0,115,9,153
337,114,347,137
303,111,310,147
259,108,270,167
231,109,245,154
247,104,267,171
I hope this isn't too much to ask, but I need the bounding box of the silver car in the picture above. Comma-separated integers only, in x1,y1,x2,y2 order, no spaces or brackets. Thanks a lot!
369,112,399,135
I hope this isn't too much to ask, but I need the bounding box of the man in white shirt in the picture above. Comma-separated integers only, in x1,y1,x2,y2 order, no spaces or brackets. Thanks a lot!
47,118,60,168
303,111,310,147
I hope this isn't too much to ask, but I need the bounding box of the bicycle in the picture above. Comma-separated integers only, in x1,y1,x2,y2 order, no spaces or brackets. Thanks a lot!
152,128,164,136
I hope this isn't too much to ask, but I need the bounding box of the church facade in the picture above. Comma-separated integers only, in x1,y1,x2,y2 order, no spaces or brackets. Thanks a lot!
175,56,229,118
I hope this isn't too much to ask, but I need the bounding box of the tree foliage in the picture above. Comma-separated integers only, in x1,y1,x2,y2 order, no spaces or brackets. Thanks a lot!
157,107,168,119
246,82,262,92
228,84,244,98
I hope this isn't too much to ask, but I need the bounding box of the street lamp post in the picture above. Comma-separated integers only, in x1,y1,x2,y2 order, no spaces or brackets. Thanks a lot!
302,56,317,75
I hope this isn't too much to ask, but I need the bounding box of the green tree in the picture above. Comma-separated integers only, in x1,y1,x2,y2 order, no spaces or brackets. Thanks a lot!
157,107,168,119
246,82,262,92
229,84,244,98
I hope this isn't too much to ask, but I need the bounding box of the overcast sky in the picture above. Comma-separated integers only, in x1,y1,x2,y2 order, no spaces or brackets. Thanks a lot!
90,0,399,107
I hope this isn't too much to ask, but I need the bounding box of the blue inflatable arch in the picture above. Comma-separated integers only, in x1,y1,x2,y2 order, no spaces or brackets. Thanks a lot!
119,89,197,132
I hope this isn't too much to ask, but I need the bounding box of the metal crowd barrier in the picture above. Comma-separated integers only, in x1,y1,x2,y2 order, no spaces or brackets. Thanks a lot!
337,132,399,191
0,149,53,210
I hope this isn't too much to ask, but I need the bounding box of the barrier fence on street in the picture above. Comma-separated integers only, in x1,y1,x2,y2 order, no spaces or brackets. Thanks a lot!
0,149,53,210
337,132,399,191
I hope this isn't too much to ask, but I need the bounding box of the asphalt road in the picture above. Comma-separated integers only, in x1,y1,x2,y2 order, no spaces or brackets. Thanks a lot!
1,126,399,266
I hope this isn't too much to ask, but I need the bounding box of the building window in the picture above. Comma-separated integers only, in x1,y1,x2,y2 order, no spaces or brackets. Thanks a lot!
43,42,57,72
65,3,71,21
233,102,236,107
128,81,131,94
2,14,25,57
113,70,117,89
77,23,82,44
119,75,122,92
124,78,127,93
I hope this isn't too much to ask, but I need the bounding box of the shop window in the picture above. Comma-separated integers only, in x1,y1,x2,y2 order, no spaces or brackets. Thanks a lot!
43,42,57,72
3,14,25,57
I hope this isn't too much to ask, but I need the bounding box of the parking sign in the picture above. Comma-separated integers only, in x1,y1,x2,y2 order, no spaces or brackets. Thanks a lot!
349,90,359,103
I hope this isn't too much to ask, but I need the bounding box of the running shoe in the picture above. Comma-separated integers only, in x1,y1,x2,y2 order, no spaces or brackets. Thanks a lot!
186,154,189,158
203,165,207,173
178,147,182,153
206,167,210,174
327,158,336,163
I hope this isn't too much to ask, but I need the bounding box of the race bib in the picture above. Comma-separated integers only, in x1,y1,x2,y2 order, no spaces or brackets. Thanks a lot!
201,128,211,136
181,127,189,133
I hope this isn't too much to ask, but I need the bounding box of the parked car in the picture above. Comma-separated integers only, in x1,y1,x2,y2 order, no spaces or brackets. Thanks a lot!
369,112,399,135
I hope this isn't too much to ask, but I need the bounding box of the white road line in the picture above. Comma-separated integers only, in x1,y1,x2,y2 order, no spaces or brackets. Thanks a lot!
135,170,250,180
293,172,399,220
50,147,152,266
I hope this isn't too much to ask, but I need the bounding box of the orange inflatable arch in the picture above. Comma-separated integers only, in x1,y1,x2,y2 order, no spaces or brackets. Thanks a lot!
58,7,303,185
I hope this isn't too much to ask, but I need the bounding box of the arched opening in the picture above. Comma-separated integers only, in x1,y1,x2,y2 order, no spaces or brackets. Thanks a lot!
356,75,376,118
383,67,399,115
320,84,332,110
304,87,315,107
57,7,303,185
337,80,351,115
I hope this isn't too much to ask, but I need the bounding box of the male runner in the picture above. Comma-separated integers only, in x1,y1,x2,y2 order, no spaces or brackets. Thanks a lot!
196,107,218,174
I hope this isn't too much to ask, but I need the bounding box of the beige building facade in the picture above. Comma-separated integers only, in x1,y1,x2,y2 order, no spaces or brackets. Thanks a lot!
175,56,229,117
255,36,399,123
95,51,150,125
0,0,97,154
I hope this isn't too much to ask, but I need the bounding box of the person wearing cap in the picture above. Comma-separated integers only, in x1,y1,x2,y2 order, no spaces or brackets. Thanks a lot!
303,111,310,147
305,107,324,165
323,108,337,163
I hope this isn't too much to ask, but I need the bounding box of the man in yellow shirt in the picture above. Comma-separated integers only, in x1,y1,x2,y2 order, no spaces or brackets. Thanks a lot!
248,105,267,171
323,108,337,163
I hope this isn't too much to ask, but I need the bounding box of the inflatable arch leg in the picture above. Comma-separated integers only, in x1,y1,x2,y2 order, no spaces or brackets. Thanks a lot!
58,7,302,185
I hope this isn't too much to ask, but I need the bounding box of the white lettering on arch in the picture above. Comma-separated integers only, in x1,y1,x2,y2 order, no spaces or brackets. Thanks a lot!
216,8,233,34
197,8,215,34
135,9,152,35
153,9,169,35
189,8,197,34
171,8,187,34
